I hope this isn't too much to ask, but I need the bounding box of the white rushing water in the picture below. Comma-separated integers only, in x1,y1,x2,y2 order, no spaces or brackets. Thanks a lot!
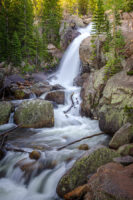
0,23,108,200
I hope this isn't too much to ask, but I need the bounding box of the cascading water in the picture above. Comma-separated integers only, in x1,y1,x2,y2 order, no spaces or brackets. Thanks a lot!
0,23,107,200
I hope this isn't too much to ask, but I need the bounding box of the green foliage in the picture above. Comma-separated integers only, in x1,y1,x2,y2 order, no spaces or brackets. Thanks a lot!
104,53,122,80
11,31,22,66
78,0,89,15
21,60,35,73
127,71,133,76
124,105,133,119
104,30,125,80
92,0,105,35
42,0,62,47
123,0,133,12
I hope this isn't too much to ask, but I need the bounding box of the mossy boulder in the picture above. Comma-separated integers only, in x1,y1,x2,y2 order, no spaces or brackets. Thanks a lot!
14,99,54,128
81,67,106,118
99,71,133,135
118,144,133,156
109,123,133,149
45,90,65,105
86,162,133,200
56,147,120,198
0,101,12,125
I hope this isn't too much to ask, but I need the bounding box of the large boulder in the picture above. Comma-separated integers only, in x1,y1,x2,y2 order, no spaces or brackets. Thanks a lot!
56,147,120,198
45,90,65,104
31,82,52,97
14,99,54,128
99,71,133,135
118,144,133,156
0,101,12,125
109,123,133,149
74,73,89,87
85,162,133,200
80,67,106,118
59,15,84,49
79,36,106,72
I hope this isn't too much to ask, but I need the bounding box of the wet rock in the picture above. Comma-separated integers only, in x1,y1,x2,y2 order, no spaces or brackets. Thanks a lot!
45,91,65,104
99,71,133,135
56,146,120,197
29,151,41,160
78,144,90,151
16,158,57,179
52,84,65,91
14,99,54,128
74,73,89,87
79,36,106,71
118,144,133,156
0,102,12,125
109,123,133,149
47,44,63,59
31,82,52,96
83,18,91,25
80,67,106,118
64,184,89,200
86,162,133,200
0,149,6,160
11,88,31,99
113,156,133,166
59,15,84,49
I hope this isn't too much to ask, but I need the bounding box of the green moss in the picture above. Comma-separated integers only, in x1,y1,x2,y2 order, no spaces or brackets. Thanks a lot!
127,71,133,76
118,144,133,156
57,147,120,197
0,102,12,125
124,105,133,121
15,90,25,99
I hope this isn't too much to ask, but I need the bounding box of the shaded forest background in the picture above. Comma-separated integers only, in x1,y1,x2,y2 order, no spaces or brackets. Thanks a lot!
0,0,133,72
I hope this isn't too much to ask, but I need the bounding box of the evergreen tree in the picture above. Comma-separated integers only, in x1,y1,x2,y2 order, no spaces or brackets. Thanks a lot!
33,25,43,66
78,0,89,15
11,31,22,66
10,0,35,60
124,0,133,12
91,0,105,68
0,0,11,62
92,0,105,35
42,0,62,47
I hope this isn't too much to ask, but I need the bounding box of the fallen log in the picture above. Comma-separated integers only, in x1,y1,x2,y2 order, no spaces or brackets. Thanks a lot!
0,124,22,149
0,124,22,137
5,146,30,154
64,93,75,114
57,132,105,151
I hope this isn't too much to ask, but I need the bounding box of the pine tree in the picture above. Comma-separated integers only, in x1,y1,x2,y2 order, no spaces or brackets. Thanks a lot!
78,0,89,15
10,0,35,60
42,0,62,47
33,25,43,66
124,0,133,12
0,0,11,62
91,0,105,68
11,31,22,66
92,0,105,35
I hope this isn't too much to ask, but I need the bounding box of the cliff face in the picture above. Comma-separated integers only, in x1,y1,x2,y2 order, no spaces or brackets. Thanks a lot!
79,12,133,135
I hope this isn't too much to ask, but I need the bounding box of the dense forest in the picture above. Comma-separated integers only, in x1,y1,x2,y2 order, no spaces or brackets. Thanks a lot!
0,0,133,72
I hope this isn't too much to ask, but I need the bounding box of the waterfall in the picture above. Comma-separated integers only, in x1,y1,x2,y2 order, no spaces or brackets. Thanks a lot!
0,23,107,200
51,23,92,87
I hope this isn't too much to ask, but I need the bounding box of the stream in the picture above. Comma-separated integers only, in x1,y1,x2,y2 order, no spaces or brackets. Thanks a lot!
0,24,108,200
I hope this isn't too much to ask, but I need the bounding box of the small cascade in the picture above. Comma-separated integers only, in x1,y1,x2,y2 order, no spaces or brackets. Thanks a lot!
51,23,92,87
0,23,107,200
